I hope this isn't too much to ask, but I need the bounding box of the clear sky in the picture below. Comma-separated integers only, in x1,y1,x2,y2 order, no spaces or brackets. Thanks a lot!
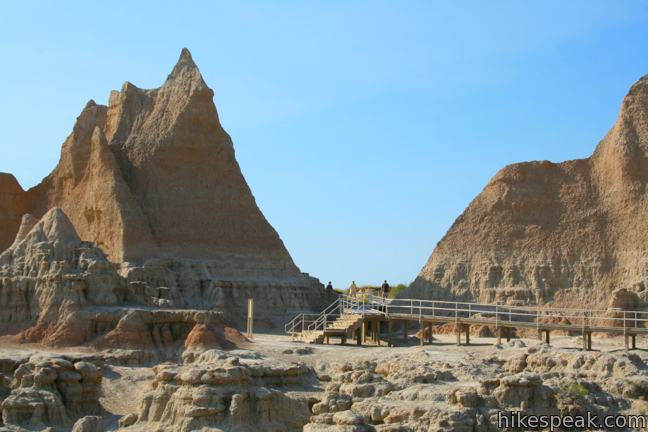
1,2,648,287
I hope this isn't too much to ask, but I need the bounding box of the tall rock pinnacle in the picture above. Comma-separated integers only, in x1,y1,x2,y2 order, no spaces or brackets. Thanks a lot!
0,49,298,273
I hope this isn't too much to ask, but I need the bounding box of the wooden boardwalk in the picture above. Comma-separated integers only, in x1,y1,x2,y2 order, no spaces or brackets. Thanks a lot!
285,295,648,351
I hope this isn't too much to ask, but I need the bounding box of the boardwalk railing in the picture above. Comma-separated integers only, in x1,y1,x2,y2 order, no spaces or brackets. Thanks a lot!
285,295,385,337
286,294,648,338
364,295,648,333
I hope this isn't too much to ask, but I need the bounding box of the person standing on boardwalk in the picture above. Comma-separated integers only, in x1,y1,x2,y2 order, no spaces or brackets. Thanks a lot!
326,281,333,295
349,281,358,298
381,280,390,298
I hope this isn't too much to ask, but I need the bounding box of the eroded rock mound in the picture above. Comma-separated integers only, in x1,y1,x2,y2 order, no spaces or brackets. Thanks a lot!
303,345,648,432
132,349,315,432
0,207,123,346
0,353,103,430
0,207,239,353
408,74,648,309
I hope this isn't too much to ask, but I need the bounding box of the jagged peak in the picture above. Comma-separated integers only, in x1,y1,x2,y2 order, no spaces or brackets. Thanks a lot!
164,48,208,89
1,207,81,265
37,207,81,244
169,48,197,76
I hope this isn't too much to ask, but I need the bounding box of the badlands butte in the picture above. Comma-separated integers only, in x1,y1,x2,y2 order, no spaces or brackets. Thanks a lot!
0,49,648,431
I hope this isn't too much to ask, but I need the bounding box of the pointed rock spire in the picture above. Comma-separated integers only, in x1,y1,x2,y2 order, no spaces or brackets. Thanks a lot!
165,48,207,88
10,214,38,248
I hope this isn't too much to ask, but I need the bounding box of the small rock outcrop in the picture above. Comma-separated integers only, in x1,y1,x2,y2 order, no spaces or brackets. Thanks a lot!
133,349,315,432
0,353,103,430
408,74,648,309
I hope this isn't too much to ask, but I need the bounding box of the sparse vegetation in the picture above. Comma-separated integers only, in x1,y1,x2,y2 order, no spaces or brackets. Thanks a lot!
564,382,589,397
334,283,410,299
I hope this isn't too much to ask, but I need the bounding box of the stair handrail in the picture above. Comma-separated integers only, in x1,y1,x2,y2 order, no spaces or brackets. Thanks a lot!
307,297,343,332
284,313,321,335
284,313,304,335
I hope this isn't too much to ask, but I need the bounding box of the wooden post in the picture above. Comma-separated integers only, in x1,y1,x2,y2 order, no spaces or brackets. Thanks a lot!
388,319,393,347
403,320,409,344
246,298,254,339
537,329,543,341
506,327,511,342
374,320,381,346
455,325,461,346
419,319,424,346
465,324,470,345
326,335,330,344
361,320,366,343
587,332,592,351
632,334,637,350
625,334,630,351
427,322,433,344
582,332,587,351
356,327,361,345
545,330,550,345
496,327,502,345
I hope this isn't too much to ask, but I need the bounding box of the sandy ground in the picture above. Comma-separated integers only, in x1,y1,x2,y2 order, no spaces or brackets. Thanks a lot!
241,331,648,368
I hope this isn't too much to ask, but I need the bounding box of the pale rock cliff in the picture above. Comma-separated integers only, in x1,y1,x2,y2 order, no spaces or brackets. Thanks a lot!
408,74,648,309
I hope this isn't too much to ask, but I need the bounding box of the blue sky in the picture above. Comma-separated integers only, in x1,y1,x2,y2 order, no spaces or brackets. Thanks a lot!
1,2,648,287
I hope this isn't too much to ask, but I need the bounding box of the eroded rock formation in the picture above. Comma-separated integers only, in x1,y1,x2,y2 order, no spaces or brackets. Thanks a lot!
0,353,103,430
302,343,648,431
3,49,299,269
0,206,243,355
133,349,315,432
0,49,331,344
408,74,648,309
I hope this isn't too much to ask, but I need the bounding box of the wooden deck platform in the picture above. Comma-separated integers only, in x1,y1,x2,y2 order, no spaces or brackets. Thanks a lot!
286,294,648,350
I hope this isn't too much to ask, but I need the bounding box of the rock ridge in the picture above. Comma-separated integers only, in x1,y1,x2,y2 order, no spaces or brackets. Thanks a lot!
408,73,648,309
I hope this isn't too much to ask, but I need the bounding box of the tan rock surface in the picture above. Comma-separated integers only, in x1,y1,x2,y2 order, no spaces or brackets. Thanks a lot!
0,49,332,337
4,49,300,272
0,173,29,252
408,74,648,309
132,349,315,432
1,353,104,430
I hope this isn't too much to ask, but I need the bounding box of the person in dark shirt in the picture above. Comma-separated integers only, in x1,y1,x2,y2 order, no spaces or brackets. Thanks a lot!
381,280,390,298
326,281,333,294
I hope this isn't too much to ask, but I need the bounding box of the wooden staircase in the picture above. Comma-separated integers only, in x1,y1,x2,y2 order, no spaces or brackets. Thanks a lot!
299,313,364,344
285,295,370,344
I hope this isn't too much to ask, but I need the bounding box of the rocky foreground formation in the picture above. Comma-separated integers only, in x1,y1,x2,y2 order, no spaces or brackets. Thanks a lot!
3,339,646,431
0,49,331,343
408,74,648,309
0,207,246,354
302,342,648,431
